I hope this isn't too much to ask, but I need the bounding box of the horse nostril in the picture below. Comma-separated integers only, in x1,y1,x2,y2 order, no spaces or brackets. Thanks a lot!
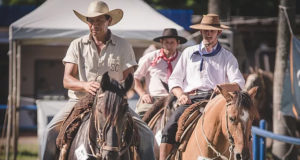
235,153,242,160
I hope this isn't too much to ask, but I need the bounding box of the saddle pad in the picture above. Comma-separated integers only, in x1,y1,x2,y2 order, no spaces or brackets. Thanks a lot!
176,101,207,142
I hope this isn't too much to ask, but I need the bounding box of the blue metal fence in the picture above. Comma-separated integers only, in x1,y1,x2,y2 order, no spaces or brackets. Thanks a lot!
252,120,300,160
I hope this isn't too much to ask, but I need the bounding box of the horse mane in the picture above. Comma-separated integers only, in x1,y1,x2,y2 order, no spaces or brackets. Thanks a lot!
100,79,128,126
232,91,253,110
204,90,253,113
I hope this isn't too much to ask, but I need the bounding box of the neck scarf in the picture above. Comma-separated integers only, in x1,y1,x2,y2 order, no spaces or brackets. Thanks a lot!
151,49,178,79
192,42,222,71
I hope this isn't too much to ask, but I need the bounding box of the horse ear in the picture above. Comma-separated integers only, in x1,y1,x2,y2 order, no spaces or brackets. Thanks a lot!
160,79,169,92
248,86,258,100
101,72,111,92
248,86,260,120
123,73,133,92
217,85,232,102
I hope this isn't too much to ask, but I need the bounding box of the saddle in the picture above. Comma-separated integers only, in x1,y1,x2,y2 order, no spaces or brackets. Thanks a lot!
56,93,95,160
142,94,177,129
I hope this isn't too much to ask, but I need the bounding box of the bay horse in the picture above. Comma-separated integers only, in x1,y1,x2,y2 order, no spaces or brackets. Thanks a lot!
66,72,140,160
179,86,259,160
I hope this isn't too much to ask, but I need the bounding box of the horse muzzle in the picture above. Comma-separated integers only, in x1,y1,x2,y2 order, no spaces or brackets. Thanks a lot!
234,149,250,160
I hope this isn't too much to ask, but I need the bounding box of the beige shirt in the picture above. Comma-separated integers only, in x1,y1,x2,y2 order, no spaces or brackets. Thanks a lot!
63,32,137,99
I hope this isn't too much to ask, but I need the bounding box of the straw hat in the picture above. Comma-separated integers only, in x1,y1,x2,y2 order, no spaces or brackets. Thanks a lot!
190,14,229,30
73,1,123,26
153,28,187,44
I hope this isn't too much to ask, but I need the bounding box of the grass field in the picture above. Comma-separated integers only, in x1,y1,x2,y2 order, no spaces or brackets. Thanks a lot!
0,134,39,160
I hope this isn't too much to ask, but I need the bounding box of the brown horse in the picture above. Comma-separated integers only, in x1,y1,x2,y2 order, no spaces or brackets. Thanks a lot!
180,87,259,160
244,69,273,127
142,94,177,159
66,72,140,160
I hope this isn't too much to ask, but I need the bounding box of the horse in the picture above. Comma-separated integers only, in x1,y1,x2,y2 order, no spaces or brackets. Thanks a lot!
65,72,140,160
179,86,259,160
244,69,273,128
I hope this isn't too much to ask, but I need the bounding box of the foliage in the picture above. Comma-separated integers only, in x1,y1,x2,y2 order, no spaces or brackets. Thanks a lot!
2,0,45,5
145,0,279,16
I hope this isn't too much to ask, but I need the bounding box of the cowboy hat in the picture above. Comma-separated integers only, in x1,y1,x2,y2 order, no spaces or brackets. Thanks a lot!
190,14,229,30
153,28,187,44
73,1,123,26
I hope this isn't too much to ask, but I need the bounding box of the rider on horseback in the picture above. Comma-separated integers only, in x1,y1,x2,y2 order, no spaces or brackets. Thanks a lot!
41,1,155,159
159,14,246,159
134,28,187,118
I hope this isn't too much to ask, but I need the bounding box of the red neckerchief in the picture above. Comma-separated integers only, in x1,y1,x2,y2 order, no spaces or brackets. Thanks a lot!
151,48,178,79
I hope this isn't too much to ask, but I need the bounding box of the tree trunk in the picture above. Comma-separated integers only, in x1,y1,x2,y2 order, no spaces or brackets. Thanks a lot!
272,0,297,159
208,0,230,20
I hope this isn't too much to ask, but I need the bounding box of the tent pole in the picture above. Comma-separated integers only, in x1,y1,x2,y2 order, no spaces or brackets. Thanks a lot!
11,40,17,160
5,40,16,160
13,41,21,160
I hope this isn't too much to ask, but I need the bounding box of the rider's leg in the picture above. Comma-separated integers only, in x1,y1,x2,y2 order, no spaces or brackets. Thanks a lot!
160,105,188,159
40,99,78,160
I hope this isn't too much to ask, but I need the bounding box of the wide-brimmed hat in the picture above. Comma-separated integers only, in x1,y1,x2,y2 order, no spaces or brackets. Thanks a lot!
153,28,187,44
190,14,229,30
73,1,123,26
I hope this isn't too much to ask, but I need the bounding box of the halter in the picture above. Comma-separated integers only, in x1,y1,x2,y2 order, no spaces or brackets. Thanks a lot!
198,93,235,160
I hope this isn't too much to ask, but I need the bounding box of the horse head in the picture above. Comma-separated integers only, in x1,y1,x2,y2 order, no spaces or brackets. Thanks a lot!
93,72,133,160
218,86,259,160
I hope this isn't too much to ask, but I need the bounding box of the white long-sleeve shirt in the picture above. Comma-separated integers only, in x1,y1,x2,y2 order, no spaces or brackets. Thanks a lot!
168,42,245,93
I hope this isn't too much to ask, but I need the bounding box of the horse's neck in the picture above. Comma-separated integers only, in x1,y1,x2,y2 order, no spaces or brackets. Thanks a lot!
200,97,230,156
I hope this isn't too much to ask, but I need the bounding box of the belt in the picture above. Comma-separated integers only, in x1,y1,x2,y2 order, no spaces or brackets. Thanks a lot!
187,89,213,95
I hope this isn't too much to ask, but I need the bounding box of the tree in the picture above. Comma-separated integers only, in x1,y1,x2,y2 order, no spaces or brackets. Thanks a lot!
208,0,229,20
272,0,297,159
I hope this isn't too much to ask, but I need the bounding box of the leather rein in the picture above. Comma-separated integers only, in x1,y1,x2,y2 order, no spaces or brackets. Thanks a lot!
198,92,235,160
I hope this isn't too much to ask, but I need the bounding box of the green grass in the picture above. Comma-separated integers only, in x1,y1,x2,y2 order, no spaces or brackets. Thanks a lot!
0,143,38,160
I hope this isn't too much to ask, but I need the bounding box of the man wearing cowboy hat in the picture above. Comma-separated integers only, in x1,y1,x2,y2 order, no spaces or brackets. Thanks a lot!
159,14,245,159
41,1,155,159
134,28,187,118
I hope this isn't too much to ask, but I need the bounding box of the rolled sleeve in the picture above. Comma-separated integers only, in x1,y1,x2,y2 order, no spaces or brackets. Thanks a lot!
226,56,245,89
134,54,151,80
62,40,78,65
122,43,137,71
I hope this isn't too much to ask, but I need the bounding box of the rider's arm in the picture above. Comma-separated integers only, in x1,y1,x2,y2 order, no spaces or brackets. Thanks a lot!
63,62,99,95
171,87,191,105
134,78,152,103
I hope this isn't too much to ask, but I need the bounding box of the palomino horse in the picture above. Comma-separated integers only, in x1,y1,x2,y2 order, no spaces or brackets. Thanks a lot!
180,87,259,160
66,72,140,160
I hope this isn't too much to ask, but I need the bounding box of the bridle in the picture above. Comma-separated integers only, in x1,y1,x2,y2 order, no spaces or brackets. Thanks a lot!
197,96,235,160
88,91,135,159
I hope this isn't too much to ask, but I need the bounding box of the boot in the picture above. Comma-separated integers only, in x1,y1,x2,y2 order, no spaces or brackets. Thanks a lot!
159,143,173,160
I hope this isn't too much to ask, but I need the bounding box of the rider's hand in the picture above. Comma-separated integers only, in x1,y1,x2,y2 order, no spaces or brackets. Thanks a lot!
178,93,192,105
83,81,100,95
141,93,153,104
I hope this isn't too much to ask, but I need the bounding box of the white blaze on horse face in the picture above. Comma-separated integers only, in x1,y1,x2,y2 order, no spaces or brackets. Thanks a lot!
240,109,249,133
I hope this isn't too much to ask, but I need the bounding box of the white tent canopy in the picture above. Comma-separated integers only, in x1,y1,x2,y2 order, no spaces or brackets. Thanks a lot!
10,0,193,46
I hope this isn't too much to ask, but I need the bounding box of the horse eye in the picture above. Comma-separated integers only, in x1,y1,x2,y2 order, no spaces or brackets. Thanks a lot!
229,117,236,122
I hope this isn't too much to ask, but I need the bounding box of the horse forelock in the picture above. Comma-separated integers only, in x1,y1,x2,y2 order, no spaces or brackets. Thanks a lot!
232,91,253,110
100,79,128,126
